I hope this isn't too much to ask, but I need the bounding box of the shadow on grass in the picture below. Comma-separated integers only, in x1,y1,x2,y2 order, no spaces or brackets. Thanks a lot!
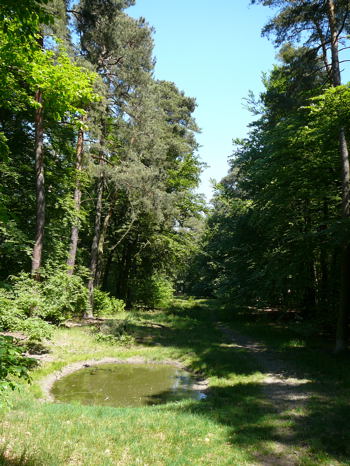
4,299,349,465
0,450,38,466
128,298,350,463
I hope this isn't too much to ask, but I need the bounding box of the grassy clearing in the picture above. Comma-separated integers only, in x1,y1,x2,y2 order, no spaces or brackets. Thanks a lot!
0,299,349,465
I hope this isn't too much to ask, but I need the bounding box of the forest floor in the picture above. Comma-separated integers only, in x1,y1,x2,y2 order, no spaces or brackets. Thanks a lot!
1,299,350,465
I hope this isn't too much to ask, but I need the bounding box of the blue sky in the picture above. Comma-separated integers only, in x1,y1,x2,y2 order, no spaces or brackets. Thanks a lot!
128,1,278,201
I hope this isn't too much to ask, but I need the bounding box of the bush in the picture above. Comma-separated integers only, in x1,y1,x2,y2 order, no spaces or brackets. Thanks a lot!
0,289,24,329
0,268,89,341
0,336,33,396
19,318,53,341
0,286,52,341
93,289,125,316
130,274,174,309
41,269,88,322
94,319,135,346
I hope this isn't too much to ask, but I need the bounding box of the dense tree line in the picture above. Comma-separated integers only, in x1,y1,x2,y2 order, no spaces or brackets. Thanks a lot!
0,0,204,351
187,0,350,352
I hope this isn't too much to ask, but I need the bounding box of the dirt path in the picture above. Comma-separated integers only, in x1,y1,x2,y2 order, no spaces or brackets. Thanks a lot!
216,323,313,466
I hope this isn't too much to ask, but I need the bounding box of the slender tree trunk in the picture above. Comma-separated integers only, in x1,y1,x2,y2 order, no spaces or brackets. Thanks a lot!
102,251,113,290
31,86,45,279
67,127,84,275
339,129,350,217
319,248,328,307
314,21,332,81
95,194,115,286
335,129,350,352
327,0,350,352
85,168,104,318
319,200,329,309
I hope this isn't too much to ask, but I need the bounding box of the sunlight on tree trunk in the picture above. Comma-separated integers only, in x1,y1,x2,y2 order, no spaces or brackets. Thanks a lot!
67,126,84,275
31,86,45,280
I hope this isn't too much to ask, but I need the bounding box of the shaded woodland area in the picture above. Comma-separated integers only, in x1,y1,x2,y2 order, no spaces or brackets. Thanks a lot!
186,0,350,353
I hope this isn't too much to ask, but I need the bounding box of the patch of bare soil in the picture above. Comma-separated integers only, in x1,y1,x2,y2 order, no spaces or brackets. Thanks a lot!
63,318,106,328
216,323,313,466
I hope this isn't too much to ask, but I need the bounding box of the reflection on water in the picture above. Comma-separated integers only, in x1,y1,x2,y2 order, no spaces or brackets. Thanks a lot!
51,363,206,407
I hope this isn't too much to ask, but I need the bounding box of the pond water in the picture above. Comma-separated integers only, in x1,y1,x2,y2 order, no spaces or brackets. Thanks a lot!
51,363,205,407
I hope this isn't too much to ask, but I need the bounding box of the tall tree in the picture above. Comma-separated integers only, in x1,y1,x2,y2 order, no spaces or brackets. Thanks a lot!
32,35,45,278
75,0,154,315
67,119,85,274
252,0,350,350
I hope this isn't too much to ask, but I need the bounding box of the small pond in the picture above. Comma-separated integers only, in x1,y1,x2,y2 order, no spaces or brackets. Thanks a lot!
51,363,205,407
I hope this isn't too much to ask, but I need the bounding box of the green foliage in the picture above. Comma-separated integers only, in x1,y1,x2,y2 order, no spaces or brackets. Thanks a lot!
94,319,135,345
40,269,89,322
93,289,125,316
10,270,88,323
0,269,90,341
19,318,52,342
187,44,344,327
0,284,53,341
30,45,100,121
0,335,32,396
130,274,174,309
0,0,202,323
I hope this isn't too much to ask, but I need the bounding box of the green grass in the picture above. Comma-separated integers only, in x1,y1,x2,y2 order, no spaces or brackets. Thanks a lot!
221,305,350,465
0,299,350,465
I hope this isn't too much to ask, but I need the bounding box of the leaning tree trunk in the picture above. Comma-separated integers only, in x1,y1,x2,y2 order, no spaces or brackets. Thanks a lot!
327,0,350,352
85,167,105,319
31,86,45,280
67,126,84,275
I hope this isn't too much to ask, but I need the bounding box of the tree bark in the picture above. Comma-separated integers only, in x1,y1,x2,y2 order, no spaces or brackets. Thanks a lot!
335,128,350,352
327,0,350,352
314,20,332,81
95,193,116,286
67,127,84,275
31,86,45,280
336,244,350,352
85,167,104,318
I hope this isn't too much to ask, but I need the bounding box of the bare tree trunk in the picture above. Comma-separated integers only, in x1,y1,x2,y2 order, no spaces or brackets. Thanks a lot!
31,86,45,280
314,20,332,81
85,168,104,318
95,190,118,286
335,128,350,352
319,200,329,309
327,0,350,352
67,127,84,275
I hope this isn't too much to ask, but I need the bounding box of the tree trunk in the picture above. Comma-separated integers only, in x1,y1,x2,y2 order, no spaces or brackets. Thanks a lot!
102,250,113,290
319,200,329,310
85,168,104,318
336,244,350,352
327,0,350,352
67,126,84,275
95,194,115,286
31,86,45,280
335,129,350,352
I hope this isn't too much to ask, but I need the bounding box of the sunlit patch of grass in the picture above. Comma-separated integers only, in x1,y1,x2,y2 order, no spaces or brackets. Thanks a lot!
280,338,306,348
0,299,349,465
1,395,249,465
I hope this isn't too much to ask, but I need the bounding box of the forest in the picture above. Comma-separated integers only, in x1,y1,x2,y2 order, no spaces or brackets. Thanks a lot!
188,0,350,353
0,0,205,335
1,0,350,464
